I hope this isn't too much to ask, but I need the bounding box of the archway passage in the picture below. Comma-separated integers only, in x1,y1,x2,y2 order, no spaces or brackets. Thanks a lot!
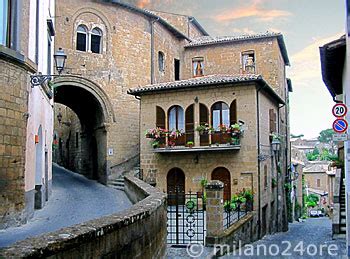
167,168,185,205
53,79,110,184
212,167,231,201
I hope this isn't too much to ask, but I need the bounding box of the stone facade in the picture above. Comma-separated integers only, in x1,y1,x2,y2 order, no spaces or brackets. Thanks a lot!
0,0,55,228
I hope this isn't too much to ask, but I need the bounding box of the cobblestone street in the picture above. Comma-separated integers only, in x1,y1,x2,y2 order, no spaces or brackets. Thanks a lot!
167,218,347,258
0,164,132,248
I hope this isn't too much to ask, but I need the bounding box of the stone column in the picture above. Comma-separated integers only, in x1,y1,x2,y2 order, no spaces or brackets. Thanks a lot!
205,180,224,245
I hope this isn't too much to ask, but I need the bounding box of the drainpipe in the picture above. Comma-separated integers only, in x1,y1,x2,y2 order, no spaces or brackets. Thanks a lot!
256,82,267,238
35,0,40,64
150,18,159,84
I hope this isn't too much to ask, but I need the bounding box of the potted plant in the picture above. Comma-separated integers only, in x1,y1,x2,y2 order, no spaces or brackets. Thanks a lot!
272,178,277,188
231,123,241,133
195,123,214,135
186,141,194,148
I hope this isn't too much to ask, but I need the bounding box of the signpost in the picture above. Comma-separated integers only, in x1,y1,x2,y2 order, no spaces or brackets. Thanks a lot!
332,118,348,133
332,103,348,117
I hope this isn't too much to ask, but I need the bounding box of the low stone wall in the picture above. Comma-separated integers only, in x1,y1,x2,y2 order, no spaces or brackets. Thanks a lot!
212,213,255,256
0,175,167,258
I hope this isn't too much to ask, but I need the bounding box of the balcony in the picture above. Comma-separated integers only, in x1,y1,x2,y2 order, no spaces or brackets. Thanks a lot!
150,132,241,153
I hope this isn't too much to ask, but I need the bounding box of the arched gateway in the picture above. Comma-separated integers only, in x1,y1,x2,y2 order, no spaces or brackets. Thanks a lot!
53,75,115,183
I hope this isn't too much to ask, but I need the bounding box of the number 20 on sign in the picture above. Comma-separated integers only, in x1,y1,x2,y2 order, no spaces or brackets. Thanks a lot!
332,103,347,118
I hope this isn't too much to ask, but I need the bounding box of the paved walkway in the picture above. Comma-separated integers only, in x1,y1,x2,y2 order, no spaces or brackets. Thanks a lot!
167,218,347,258
0,164,132,248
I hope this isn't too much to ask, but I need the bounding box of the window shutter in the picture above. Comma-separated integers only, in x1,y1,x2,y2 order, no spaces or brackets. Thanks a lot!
230,100,237,125
156,106,165,129
185,105,194,142
269,109,276,133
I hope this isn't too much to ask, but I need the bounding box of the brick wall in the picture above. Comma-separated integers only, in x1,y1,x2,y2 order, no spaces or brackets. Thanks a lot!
0,49,35,228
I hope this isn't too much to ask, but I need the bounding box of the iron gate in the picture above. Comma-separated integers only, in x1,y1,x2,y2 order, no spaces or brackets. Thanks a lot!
167,190,205,245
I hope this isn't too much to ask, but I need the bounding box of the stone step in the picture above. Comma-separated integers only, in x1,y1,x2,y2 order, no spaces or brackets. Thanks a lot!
341,211,346,217
341,218,346,224
108,184,125,191
340,226,347,233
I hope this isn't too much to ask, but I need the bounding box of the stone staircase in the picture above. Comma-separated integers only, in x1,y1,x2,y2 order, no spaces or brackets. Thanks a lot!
107,166,141,191
339,178,346,234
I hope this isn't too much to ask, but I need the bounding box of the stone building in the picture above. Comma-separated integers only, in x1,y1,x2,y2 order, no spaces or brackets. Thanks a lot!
53,0,208,181
304,161,336,213
53,0,291,238
129,34,291,237
0,0,55,228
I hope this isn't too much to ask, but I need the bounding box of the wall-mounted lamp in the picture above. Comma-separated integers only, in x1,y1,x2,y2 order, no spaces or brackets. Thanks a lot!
194,154,199,164
30,48,67,87
271,138,281,153
194,96,199,103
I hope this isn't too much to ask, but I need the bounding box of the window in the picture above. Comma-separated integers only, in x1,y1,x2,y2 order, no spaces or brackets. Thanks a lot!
242,50,255,73
76,25,87,51
91,28,102,54
174,59,180,81
316,179,321,188
158,51,165,72
269,109,277,133
0,0,10,46
192,57,204,77
211,102,230,130
264,165,268,189
168,105,184,131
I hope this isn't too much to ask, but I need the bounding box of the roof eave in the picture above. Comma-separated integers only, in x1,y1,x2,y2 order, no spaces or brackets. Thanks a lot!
103,0,190,40
189,17,209,36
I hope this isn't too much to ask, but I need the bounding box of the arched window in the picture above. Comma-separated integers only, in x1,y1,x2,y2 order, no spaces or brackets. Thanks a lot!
76,25,87,51
168,105,184,131
211,102,230,130
91,28,102,54
158,51,165,72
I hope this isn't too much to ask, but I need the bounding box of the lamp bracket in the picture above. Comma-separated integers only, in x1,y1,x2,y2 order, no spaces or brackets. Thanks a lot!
30,74,55,87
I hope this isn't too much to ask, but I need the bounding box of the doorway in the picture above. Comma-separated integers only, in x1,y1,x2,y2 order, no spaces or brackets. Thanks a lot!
167,168,185,205
212,167,231,201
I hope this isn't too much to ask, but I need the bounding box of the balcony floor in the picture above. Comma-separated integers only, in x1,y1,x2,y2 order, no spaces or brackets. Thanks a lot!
153,144,241,153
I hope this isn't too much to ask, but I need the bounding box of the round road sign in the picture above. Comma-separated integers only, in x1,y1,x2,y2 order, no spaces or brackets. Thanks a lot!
333,118,348,133
332,103,347,117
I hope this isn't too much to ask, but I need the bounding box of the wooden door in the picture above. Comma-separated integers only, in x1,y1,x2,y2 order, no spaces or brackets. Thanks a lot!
167,168,185,205
212,167,231,201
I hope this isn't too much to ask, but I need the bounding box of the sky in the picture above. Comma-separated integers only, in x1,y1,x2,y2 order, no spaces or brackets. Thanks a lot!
128,0,346,139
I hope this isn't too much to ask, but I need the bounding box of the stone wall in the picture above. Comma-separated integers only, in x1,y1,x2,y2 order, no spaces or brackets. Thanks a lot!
0,46,35,228
0,175,167,258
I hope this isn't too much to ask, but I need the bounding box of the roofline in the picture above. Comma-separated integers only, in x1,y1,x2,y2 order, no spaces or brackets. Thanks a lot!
128,77,285,105
185,33,290,66
188,16,210,36
102,0,191,41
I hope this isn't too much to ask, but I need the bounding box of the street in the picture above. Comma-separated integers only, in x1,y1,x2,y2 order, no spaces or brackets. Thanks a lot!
0,164,132,248
167,218,347,258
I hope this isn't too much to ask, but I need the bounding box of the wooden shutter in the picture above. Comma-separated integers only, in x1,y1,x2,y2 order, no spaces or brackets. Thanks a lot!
269,109,276,133
185,104,194,142
199,104,209,146
156,106,165,128
230,100,237,125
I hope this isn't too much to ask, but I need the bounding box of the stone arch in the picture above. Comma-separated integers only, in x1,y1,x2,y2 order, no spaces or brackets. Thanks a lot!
53,75,115,184
54,75,116,124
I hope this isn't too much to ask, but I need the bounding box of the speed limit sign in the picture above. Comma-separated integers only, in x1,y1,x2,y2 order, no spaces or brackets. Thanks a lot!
332,103,347,117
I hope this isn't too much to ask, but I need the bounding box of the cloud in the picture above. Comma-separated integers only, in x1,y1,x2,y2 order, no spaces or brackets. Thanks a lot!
288,33,343,138
232,27,257,34
214,5,292,22
136,0,151,8
288,33,343,84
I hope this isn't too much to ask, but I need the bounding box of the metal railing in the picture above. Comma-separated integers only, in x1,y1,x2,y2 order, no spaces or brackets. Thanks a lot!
223,200,253,229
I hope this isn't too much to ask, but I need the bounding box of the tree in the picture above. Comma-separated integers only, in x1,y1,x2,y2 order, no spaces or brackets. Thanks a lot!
291,134,304,139
318,129,333,143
